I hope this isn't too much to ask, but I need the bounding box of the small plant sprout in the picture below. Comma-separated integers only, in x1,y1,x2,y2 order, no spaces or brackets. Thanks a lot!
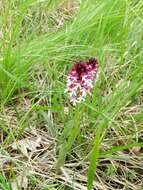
65,58,98,105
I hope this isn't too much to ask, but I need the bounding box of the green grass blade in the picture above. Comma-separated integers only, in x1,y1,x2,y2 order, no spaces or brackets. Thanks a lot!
56,106,81,169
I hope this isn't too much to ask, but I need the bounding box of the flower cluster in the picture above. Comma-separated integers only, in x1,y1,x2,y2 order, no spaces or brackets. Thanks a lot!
65,58,98,105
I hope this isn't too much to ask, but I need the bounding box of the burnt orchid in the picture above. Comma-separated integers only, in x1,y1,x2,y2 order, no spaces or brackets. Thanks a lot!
65,58,98,106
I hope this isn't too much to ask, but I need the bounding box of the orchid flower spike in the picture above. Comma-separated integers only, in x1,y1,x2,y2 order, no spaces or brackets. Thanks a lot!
65,58,98,106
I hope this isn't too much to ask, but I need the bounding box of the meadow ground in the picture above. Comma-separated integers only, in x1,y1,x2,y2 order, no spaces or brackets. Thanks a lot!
0,0,143,189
